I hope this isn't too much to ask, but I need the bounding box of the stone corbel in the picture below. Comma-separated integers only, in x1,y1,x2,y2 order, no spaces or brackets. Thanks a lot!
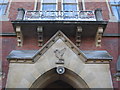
37,26,43,47
76,26,82,47
16,26,23,47
95,27,103,47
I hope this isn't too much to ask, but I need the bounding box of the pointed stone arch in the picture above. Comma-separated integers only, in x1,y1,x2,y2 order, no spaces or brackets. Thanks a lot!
30,68,89,88
6,31,113,88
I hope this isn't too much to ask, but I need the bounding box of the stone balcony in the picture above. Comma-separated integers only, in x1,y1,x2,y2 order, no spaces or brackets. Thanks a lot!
23,10,96,21
16,8,103,21
11,8,108,47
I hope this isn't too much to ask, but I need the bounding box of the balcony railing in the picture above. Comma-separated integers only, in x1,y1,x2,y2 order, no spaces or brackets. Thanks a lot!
16,8,103,21
23,10,96,21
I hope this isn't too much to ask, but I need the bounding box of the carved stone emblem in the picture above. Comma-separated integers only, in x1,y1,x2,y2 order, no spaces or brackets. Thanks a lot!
54,48,66,64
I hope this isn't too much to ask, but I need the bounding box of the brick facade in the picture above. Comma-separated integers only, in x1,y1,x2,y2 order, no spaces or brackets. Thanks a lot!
1,0,120,89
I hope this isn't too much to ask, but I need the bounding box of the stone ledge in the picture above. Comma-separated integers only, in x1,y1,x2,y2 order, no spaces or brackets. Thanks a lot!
0,33,16,36
82,51,113,60
7,50,112,64
103,33,120,37
7,50,38,63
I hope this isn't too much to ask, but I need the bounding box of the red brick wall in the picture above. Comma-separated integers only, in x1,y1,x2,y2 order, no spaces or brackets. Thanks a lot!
102,37,119,88
80,37,119,88
105,22,119,34
2,37,16,88
1,21,14,33
16,26,40,50
9,2,35,20
85,2,109,20
1,0,120,89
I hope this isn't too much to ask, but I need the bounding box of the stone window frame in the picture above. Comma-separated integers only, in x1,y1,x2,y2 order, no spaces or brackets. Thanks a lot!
34,0,38,10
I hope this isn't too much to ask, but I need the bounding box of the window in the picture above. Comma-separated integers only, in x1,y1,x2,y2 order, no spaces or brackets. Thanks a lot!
110,0,120,21
42,0,57,11
63,0,77,11
62,0,78,19
41,0,57,19
0,0,8,15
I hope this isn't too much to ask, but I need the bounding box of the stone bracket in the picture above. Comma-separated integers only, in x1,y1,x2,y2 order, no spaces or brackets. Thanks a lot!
37,26,43,47
95,27,103,47
16,26,23,47
76,26,82,47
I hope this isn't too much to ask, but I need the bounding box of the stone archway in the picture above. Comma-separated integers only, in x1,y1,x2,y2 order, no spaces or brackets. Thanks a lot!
6,31,113,88
30,68,89,88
